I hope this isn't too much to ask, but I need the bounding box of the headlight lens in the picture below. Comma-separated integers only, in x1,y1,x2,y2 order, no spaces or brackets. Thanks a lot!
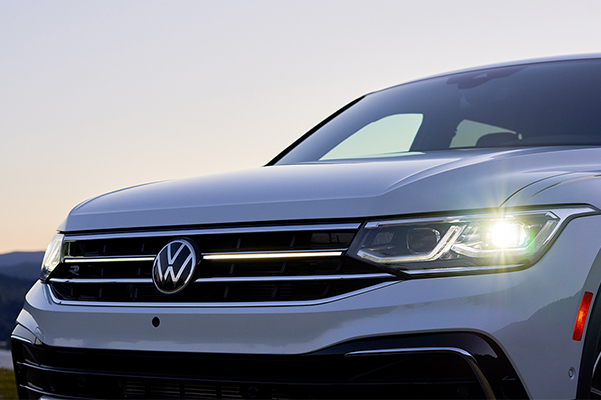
351,206,597,276
40,233,64,282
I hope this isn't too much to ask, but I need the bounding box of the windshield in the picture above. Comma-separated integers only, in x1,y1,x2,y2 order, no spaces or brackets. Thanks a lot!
274,59,601,164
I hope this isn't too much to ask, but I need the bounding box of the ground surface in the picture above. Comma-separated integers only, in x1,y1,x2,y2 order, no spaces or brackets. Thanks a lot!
0,368,16,399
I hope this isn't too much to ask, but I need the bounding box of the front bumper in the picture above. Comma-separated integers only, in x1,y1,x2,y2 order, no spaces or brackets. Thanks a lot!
11,332,526,399
12,216,601,399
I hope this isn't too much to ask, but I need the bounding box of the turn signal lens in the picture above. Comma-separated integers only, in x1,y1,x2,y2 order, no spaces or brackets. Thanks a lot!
573,291,594,341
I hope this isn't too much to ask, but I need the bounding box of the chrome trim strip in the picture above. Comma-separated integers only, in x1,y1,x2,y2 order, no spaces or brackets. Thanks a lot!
365,216,464,229
63,249,346,264
50,278,152,284
49,273,393,285
63,223,361,241
45,281,399,308
40,396,76,400
193,273,393,283
61,249,346,263
345,346,475,359
64,256,155,263
11,324,37,345
20,385,85,400
399,263,523,275
203,249,345,260
10,334,33,345
345,347,495,399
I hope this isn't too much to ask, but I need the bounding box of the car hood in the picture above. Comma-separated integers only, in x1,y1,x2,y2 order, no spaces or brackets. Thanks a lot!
62,147,601,232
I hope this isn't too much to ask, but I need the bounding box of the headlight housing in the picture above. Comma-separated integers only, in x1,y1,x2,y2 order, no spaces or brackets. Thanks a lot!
350,206,597,276
40,233,64,282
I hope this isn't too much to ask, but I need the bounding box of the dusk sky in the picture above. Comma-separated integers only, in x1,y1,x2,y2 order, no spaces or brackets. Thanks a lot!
2,0,601,254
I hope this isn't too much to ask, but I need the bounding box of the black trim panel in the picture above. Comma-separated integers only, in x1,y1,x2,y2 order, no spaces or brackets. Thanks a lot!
12,332,527,399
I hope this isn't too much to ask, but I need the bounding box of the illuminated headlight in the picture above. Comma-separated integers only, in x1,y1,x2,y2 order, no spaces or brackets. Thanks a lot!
350,206,597,276
40,233,64,282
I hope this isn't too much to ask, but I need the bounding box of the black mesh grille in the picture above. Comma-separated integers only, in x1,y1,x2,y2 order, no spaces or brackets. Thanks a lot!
49,225,396,303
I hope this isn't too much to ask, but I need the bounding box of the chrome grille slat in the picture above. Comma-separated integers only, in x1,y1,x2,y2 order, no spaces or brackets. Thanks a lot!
49,273,393,285
50,278,153,284
49,224,396,304
62,248,347,263
64,256,155,263
202,249,345,260
64,223,361,241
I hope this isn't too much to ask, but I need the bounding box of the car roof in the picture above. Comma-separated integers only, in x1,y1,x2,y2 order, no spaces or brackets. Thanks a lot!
370,53,601,95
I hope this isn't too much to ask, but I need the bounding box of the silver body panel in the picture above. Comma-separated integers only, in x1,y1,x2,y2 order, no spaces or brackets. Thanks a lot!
61,147,601,232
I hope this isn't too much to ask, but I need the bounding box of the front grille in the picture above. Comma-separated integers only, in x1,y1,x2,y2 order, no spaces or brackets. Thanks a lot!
48,223,396,304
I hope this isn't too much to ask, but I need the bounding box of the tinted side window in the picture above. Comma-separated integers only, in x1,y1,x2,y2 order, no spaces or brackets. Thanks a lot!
321,114,423,160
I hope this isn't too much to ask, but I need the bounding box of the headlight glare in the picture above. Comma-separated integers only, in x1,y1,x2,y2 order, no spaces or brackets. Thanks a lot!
352,206,596,276
489,221,527,248
40,233,64,282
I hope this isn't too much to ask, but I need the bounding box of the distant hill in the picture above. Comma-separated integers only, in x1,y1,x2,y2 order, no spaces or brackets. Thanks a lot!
0,251,44,280
0,252,43,349
0,273,37,349
0,251,45,267
0,251,44,268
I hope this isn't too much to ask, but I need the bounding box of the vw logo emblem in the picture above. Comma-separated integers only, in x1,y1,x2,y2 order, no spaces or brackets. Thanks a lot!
152,239,199,294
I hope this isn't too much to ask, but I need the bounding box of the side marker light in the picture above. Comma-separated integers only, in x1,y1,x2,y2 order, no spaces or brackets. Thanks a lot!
573,292,594,341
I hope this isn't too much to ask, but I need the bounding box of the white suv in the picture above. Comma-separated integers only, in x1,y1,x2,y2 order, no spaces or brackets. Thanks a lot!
12,55,601,399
